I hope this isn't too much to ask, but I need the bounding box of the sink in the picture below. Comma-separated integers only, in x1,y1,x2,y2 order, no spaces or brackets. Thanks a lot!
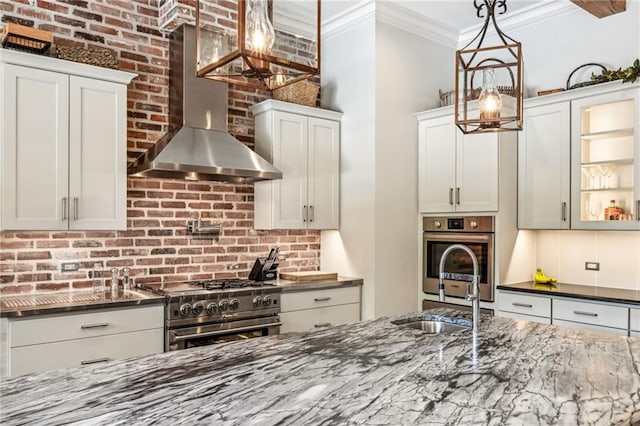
395,320,470,334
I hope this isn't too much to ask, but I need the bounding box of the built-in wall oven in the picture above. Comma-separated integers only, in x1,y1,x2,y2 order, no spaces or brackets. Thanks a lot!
423,216,495,302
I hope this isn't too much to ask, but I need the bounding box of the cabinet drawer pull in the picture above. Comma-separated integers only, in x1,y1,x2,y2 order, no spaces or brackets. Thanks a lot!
80,358,110,365
637,200,640,221
513,302,533,308
314,323,331,328
73,197,78,220
303,205,307,222
62,197,67,221
309,205,314,222
449,188,453,205
562,202,567,222
314,297,331,302
456,187,460,205
80,322,109,329
573,310,598,317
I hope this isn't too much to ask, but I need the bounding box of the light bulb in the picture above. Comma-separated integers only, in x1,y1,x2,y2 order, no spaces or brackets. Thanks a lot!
246,0,275,54
478,69,502,125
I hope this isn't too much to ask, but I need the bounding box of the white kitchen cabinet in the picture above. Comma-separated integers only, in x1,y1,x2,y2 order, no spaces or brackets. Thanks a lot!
518,101,571,229
630,308,640,335
280,286,360,333
497,291,551,324
570,87,640,230
4,304,163,377
416,109,498,213
251,100,342,230
552,298,628,335
0,50,135,231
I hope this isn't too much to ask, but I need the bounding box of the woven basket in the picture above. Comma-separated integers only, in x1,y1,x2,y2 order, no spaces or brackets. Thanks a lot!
56,46,119,69
272,81,319,106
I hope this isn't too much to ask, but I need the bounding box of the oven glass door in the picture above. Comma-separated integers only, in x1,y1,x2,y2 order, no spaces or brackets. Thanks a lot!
425,239,489,283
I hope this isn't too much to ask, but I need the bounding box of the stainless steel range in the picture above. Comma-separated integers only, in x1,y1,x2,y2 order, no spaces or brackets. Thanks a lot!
139,279,282,351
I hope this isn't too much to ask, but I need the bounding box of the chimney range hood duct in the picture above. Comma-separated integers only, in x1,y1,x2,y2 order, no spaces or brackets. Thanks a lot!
128,24,282,183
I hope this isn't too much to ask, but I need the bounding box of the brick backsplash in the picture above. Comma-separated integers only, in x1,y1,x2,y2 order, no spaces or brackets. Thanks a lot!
0,0,322,293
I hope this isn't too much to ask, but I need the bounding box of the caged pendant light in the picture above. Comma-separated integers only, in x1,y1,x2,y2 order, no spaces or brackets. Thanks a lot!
455,0,523,134
195,0,320,91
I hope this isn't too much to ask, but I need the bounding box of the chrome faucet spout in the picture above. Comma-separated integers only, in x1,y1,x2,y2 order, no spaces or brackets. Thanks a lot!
437,243,480,333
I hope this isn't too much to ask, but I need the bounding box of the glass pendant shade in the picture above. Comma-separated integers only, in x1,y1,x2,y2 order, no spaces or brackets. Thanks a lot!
455,0,523,134
195,0,320,91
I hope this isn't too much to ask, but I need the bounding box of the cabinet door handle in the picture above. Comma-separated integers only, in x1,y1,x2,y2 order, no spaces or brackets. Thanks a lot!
73,197,78,220
449,188,454,205
562,202,567,222
80,322,109,329
314,297,331,302
573,310,598,317
62,197,67,221
303,205,307,222
456,187,460,205
81,358,110,365
314,323,331,328
512,302,533,308
309,205,314,222
636,200,640,221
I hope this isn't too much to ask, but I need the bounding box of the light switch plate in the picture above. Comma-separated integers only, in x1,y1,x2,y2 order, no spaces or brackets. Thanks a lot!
61,262,79,272
585,262,600,271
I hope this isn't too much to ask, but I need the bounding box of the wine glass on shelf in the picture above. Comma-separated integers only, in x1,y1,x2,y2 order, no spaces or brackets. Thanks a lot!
589,200,601,221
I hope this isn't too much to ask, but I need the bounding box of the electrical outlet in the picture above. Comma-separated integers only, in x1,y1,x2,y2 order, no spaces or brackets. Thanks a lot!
277,253,287,261
61,262,79,272
585,262,600,271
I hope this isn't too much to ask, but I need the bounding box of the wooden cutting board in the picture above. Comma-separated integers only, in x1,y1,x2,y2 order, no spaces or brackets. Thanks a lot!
279,271,338,282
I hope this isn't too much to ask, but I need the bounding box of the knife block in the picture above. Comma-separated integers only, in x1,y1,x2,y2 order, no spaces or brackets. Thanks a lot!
248,257,279,281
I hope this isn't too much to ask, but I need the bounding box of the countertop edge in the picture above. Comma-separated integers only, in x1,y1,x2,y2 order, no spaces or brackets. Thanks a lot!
497,282,640,306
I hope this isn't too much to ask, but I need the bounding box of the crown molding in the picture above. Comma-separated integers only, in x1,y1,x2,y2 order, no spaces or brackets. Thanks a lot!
458,0,579,46
321,0,376,41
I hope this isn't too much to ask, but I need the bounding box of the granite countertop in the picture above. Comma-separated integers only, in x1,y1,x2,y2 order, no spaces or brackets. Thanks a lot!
276,275,363,292
498,281,640,305
0,289,164,318
1,308,638,425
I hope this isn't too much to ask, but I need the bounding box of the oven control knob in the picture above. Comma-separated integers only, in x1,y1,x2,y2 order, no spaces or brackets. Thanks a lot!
179,303,192,316
253,296,263,307
229,299,240,310
434,220,442,229
470,221,478,229
262,296,272,307
219,300,229,311
206,302,218,315
192,302,204,316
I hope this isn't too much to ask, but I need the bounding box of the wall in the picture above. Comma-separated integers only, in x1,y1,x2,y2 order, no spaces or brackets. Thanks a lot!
0,0,320,292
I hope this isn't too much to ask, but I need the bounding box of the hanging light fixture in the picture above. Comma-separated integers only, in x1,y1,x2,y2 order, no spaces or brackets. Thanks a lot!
195,0,320,91
455,0,523,134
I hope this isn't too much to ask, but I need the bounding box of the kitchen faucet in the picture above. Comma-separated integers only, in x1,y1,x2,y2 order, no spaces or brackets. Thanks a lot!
438,244,480,334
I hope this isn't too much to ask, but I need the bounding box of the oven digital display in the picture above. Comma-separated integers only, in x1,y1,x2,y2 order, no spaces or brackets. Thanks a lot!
447,218,464,230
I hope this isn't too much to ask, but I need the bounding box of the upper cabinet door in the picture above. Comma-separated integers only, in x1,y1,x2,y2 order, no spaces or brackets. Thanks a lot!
307,117,340,230
272,111,309,229
518,101,571,229
1,64,69,230
68,76,127,230
456,132,498,212
418,115,456,213
571,88,640,230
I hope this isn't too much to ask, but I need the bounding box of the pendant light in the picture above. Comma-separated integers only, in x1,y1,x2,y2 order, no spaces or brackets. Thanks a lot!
455,0,523,134
195,0,320,91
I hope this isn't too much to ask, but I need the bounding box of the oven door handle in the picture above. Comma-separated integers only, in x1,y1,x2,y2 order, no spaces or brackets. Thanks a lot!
171,323,282,342
423,233,492,242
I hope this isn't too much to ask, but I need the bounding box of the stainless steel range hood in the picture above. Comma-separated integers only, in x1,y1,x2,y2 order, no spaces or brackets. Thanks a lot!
128,24,282,183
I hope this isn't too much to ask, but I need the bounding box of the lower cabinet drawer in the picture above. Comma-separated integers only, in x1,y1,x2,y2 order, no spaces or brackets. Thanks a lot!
630,309,640,332
552,319,628,336
498,291,551,318
498,310,551,325
553,299,628,330
10,328,164,377
280,303,360,334
281,286,360,312
10,305,164,347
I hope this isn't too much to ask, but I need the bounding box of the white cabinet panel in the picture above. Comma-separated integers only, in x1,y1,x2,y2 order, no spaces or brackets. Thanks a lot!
498,310,551,325
457,132,498,212
498,291,551,318
280,304,360,334
630,308,640,332
518,101,570,229
553,298,628,330
10,328,163,377
552,319,628,336
281,287,360,312
308,117,340,229
631,331,640,337
418,115,456,213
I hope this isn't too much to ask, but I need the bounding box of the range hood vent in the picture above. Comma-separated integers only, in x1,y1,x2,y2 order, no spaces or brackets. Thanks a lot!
128,24,282,183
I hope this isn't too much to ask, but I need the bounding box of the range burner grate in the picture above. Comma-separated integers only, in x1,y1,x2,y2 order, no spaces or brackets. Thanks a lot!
189,279,275,290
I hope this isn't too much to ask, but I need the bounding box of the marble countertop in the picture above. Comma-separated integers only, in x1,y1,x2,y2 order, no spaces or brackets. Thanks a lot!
498,281,640,305
0,289,164,318
1,308,638,425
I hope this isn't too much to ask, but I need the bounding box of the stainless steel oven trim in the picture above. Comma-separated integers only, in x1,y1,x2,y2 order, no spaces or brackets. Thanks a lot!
423,232,494,302
172,322,282,342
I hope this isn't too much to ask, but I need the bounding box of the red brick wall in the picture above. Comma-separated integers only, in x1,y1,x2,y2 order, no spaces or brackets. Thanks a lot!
0,0,321,293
